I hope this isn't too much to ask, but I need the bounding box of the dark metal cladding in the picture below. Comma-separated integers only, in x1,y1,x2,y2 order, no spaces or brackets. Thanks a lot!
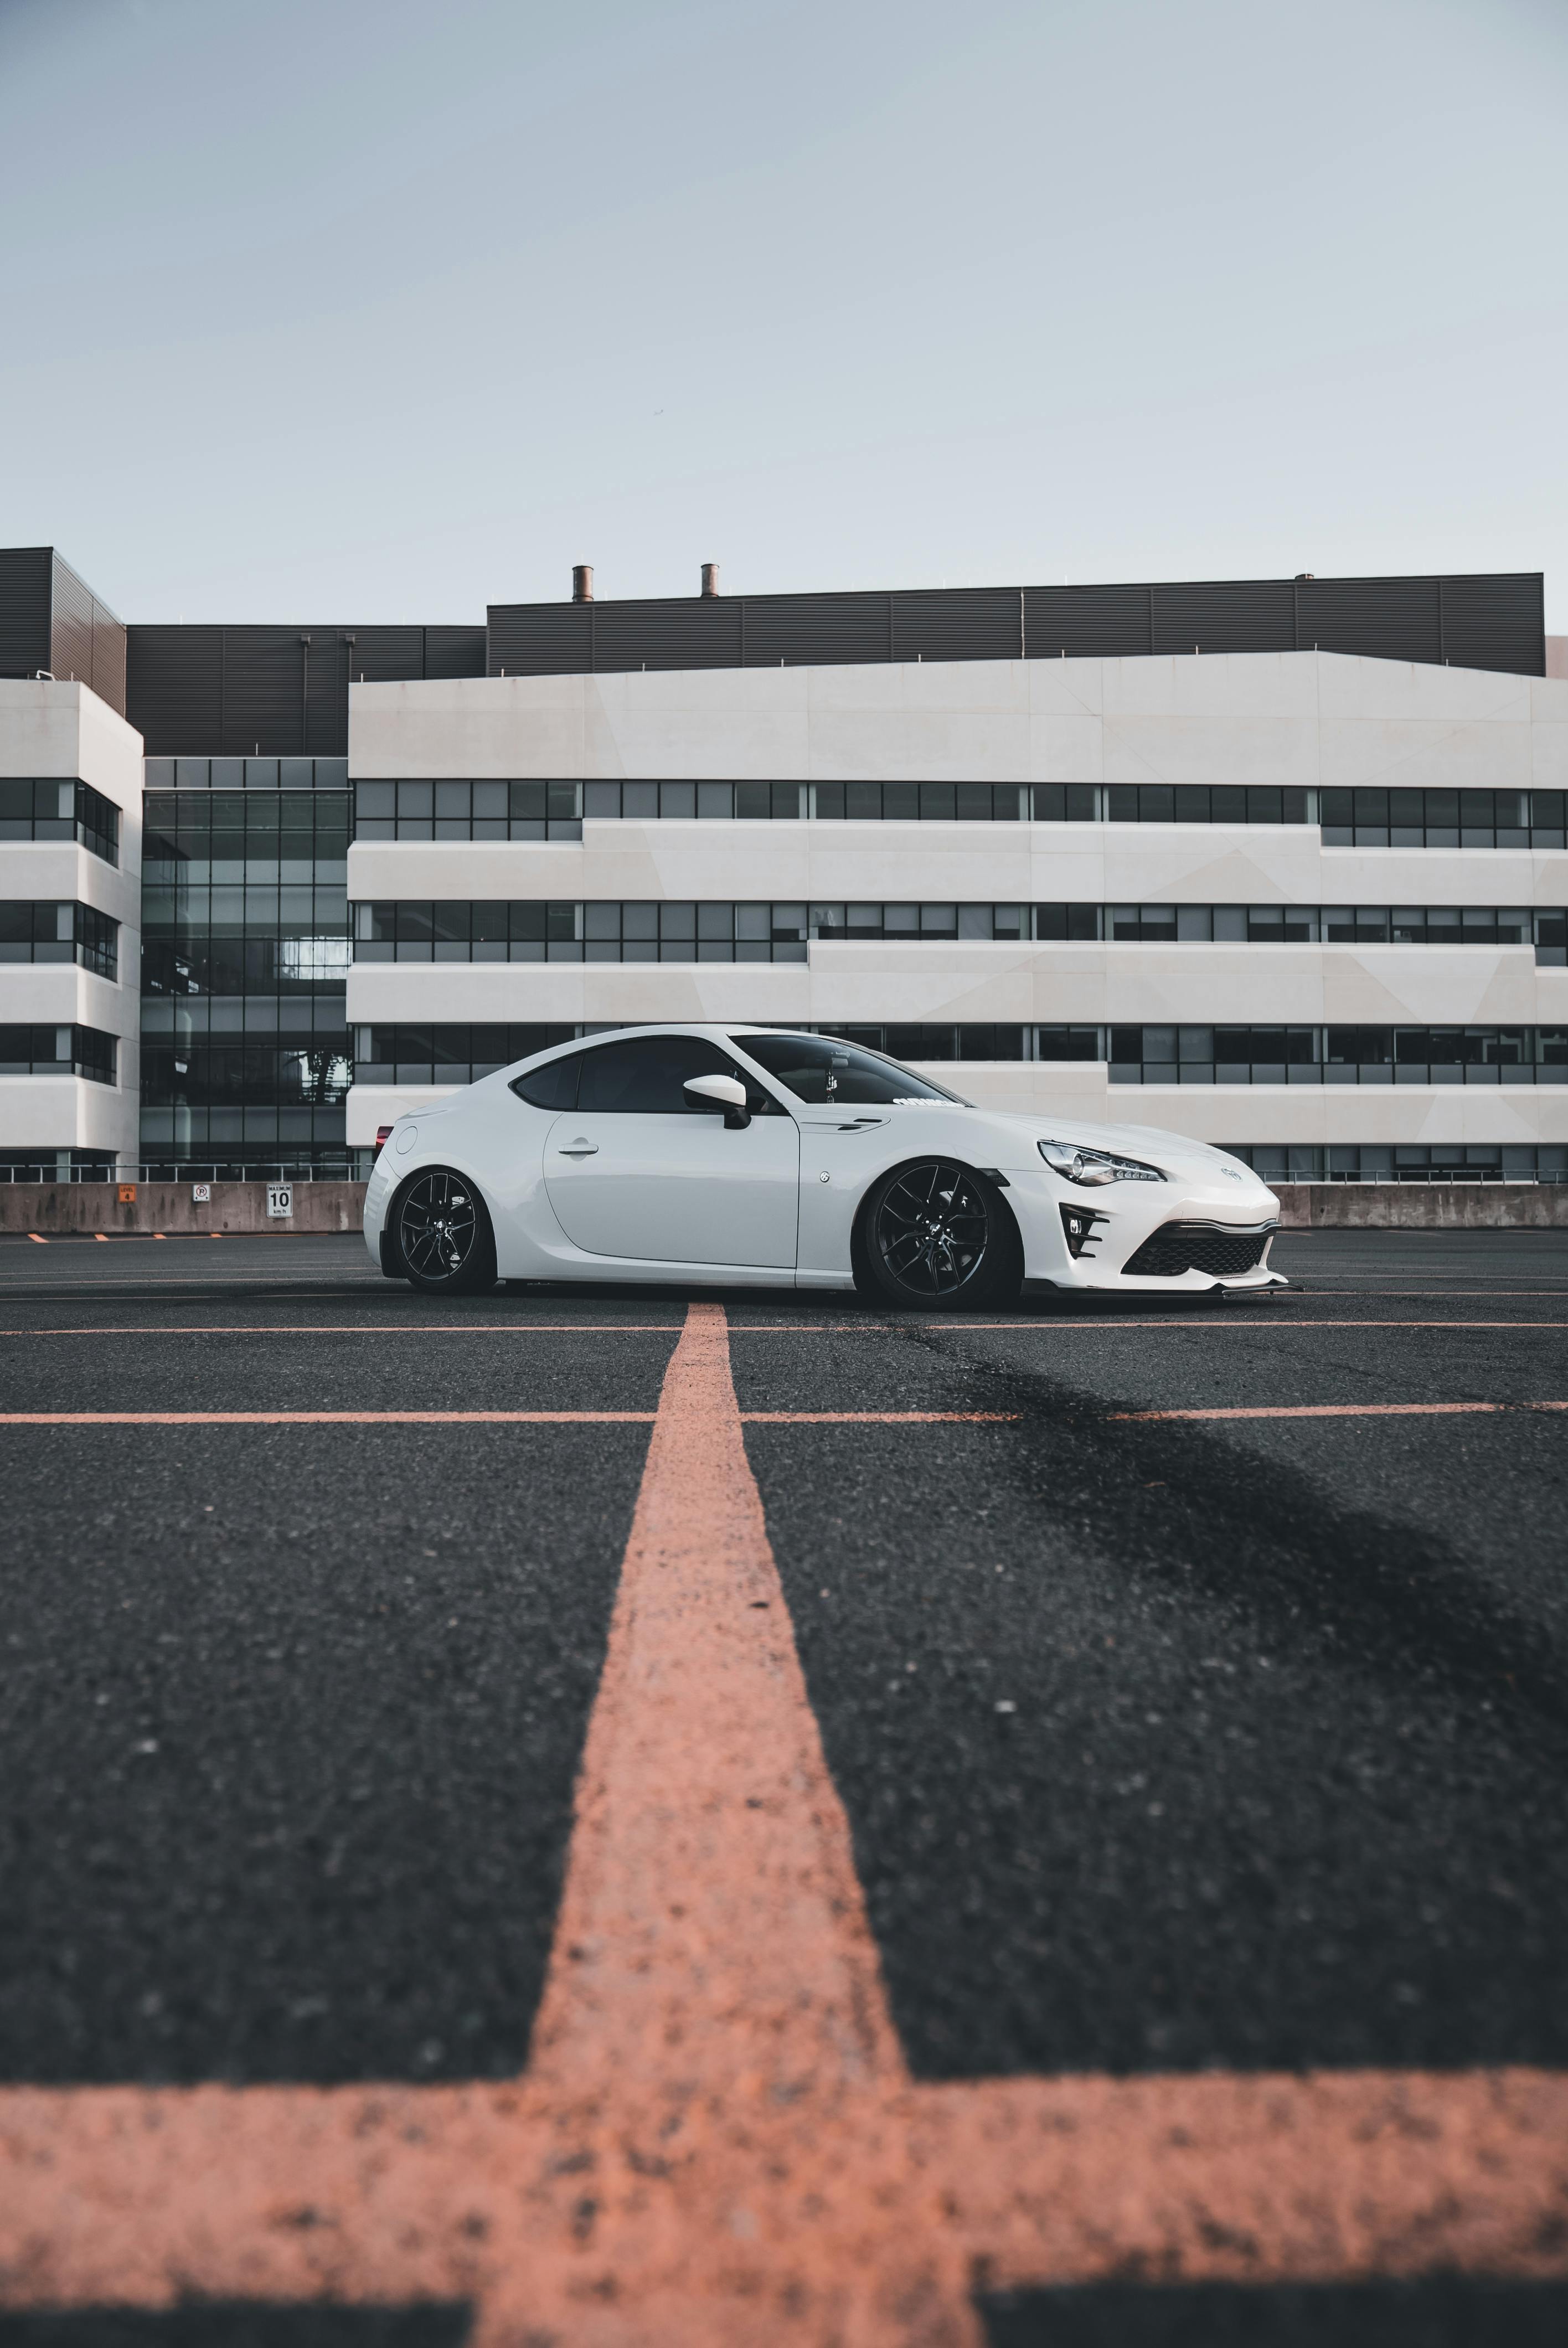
125,623,487,755
0,547,127,714
487,573,1545,681
0,547,54,682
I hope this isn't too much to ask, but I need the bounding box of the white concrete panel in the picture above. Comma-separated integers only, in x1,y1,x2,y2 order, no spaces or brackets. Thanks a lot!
349,678,586,779
1101,653,1320,720
0,1074,136,1155
1316,657,1530,724
1531,725,1568,791
1318,949,1540,1026
1027,714,1105,780
1094,829,1323,901
806,710,1033,781
1319,717,1533,795
1100,715,1320,791
1316,848,1555,902
1025,658,1105,717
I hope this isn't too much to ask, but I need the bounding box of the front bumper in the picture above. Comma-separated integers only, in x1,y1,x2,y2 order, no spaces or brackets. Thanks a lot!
1007,1165,1286,1291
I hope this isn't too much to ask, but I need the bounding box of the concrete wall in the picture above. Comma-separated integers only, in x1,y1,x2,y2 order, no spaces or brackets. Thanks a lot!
0,1181,368,1234
1272,1183,1568,1229
349,648,1568,791
1,1179,1563,1237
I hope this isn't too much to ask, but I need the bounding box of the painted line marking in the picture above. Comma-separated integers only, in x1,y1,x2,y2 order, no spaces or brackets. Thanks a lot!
1,1301,1563,2340
1112,1399,1568,1421
0,1324,691,1337
742,1409,1015,1423
0,1408,1014,1427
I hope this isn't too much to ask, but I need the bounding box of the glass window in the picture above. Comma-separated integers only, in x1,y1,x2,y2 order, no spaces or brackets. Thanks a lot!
576,1033,742,1114
510,1051,581,1109
735,1032,963,1106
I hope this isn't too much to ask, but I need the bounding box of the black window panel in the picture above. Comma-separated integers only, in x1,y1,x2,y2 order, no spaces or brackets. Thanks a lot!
919,784,956,820
432,902,469,944
1036,1027,1103,1060
576,1033,744,1114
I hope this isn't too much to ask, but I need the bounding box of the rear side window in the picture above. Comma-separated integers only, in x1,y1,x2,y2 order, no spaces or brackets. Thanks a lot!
510,1052,582,1109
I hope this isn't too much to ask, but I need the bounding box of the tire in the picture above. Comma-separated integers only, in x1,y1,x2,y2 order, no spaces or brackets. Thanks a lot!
855,1160,1021,1311
390,1165,498,1295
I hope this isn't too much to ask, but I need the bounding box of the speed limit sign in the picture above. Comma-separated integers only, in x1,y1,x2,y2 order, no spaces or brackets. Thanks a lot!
266,1184,294,1219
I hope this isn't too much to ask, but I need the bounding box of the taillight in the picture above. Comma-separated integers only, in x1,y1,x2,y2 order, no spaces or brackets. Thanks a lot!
374,1124,394,1157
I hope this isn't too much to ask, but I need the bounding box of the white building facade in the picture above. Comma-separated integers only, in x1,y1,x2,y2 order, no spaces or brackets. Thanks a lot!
0,680,143,1173
344,648,1568,1185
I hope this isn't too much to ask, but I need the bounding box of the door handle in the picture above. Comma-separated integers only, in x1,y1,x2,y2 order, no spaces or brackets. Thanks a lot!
558,1141,599,1157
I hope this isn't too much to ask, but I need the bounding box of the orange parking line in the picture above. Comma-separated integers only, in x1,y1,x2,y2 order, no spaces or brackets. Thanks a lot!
26,1233,46,1244
0,1324,689,1338
1112,1400,1568,1421
919,1320,1568,1332
2,1301,1563,2337
742,1409,1017,1422
0,1408,1013,1428
0,1409,659,1425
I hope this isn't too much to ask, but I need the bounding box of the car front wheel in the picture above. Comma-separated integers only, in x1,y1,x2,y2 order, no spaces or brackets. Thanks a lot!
857,1160,1020,1310
391,1166,498,1295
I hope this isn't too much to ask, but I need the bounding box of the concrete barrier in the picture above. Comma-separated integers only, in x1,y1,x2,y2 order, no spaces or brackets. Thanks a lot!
1273,1183,1568,1230
0,1182,369,1235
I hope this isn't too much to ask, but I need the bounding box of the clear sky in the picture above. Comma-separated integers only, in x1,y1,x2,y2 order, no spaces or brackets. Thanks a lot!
4,0,1566,626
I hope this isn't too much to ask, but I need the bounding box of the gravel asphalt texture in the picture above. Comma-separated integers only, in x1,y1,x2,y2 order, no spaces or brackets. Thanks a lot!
1,1226,1565,2344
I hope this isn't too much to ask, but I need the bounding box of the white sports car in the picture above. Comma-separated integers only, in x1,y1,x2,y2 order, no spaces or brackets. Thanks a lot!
363,1024,1285,1306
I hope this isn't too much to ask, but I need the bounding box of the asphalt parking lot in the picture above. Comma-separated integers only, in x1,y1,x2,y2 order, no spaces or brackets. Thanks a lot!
1,1228,1565,2344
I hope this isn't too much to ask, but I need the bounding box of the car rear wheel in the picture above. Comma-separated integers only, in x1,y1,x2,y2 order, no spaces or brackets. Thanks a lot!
392,1166,497,1295
857,1160,1020,1310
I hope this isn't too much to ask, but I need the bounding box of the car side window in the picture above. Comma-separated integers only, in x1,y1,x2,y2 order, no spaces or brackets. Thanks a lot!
576,1034,753,1114
510,1052,582,1110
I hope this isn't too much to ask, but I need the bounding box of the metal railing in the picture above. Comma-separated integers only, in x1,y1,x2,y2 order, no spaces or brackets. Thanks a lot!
0,1161,367,1185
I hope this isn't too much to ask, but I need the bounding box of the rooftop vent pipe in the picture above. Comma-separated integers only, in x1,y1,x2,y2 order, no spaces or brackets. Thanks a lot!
572,564,594,603
700,562,720,598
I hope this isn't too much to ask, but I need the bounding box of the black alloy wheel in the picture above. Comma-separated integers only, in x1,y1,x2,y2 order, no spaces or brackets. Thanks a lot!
395,1166,497,1295
861,1159,1018,1309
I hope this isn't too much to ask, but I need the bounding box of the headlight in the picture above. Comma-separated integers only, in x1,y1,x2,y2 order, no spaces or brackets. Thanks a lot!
1039,1139,1165,1186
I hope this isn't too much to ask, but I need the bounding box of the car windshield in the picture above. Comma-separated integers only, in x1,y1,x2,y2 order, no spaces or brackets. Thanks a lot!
734,1032,968,1106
